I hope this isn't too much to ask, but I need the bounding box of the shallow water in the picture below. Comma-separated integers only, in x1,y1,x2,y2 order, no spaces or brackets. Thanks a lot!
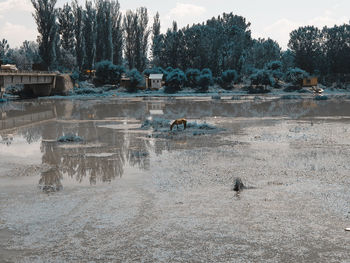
1,96,350,262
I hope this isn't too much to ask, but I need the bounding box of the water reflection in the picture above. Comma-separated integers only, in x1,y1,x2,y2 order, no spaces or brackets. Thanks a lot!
40,123,151,186
1,133,14,146
39,166,63,193
1,97,350,190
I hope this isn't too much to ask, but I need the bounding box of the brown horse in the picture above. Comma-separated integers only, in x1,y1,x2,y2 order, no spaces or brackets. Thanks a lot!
170,118,187,131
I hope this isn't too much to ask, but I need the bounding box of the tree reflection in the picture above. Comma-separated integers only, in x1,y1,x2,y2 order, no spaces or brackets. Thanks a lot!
39,166,63,193
40,121,151,186
126,133,151,170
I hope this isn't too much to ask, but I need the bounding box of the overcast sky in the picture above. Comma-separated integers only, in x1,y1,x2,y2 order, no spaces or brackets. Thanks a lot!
0,0,349,49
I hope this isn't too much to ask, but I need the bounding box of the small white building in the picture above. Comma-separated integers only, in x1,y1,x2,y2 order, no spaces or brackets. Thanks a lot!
148,74,163,90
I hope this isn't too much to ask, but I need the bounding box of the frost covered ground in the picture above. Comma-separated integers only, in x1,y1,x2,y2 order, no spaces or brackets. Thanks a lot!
1,97,350,262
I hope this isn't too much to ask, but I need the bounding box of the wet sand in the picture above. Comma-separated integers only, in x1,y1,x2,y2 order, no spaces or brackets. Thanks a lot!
1,97,350,262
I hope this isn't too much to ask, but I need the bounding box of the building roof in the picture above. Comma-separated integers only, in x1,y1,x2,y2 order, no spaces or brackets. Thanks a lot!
149,74,163,80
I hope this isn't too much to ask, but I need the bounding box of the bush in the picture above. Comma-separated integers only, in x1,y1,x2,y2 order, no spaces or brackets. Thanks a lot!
94,60,125,86
70,71,80,83
219,70,237,89
57,134,84,143
197,73,212,92
265,61,283,71
127,69,143,93
265,61,283,80
201,68,213,78
143,67,165,78
165,66,174,72
249,70,275,86
315,95,328,101
164,69,187,93
185,68,201,88
284,67,309,86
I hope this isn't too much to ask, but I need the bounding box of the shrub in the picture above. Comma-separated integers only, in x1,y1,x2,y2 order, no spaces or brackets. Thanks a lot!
249,70,275,86
201,68,213,78
57,134,84,143
284,67,309,86
197,73,212,92
315,95,328,101
219,70,237,89
70,71,80,84
265,61,283,71
165,66,174,72
141,118,170,131
161,66,174,81
164,69,187,93
127,69,143,93
94,60,125,86
265,61,283,80
143,67,165,78
185,68,201,88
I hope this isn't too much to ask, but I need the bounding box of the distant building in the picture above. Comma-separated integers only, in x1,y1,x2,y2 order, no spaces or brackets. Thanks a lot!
303,77,318,87
120,74,130,88
147,74,163,90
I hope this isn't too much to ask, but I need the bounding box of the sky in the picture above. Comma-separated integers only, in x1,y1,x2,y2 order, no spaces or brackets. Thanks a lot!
0,0,349,49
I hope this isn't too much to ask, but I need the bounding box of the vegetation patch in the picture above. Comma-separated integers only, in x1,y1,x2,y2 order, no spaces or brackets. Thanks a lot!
57,134,84,143
315,95,328,101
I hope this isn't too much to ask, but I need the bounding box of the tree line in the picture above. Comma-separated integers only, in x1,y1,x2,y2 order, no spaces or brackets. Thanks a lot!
0,0,350,84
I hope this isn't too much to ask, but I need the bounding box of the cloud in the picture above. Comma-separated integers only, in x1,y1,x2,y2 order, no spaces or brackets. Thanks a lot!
168,3,206,18
0,22,37,47
260,10,349,49
257,18,299,49
0,0,32,13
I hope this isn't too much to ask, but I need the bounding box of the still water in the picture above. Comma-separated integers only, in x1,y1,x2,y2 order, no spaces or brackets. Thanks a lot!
1,96,350,189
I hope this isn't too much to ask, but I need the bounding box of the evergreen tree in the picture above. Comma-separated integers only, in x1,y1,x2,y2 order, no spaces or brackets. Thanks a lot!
31,0,58,70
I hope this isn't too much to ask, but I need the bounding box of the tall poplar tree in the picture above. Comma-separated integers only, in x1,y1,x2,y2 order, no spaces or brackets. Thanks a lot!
123,7,150,71
31,0,58,70
57,3,75,53
95,0,113,62
151,12,162,67
72,0,85,70
83,1,96,69
111,0,123,65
